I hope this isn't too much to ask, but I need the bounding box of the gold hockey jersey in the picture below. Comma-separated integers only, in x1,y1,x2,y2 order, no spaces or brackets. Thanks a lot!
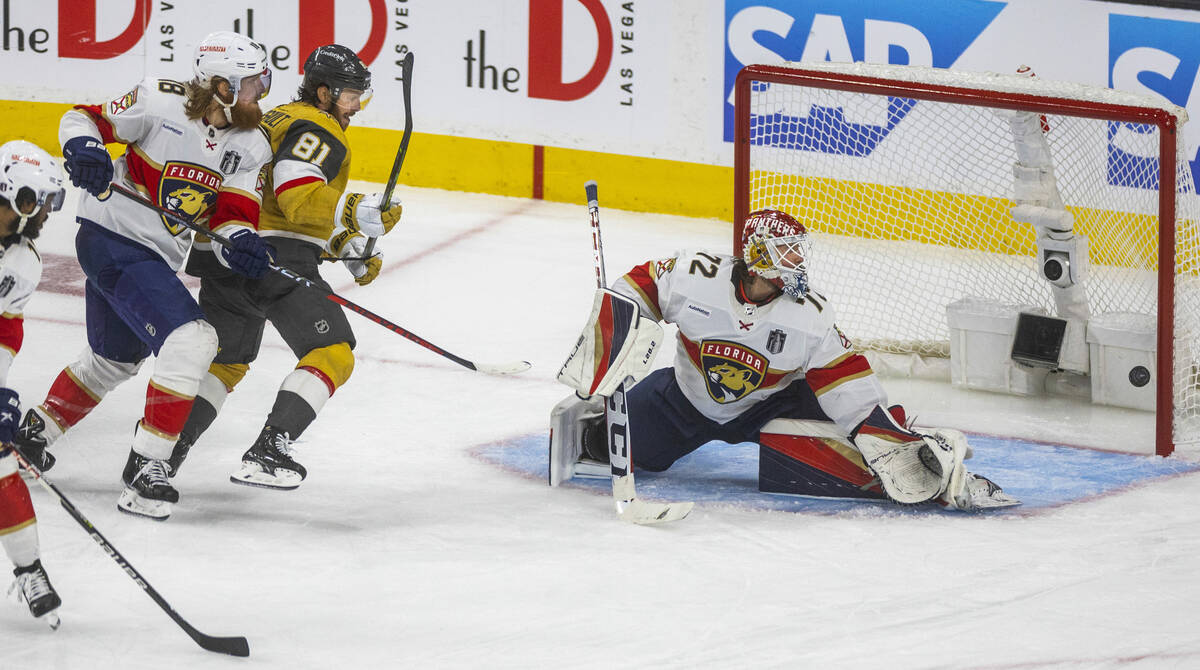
256,101,353,246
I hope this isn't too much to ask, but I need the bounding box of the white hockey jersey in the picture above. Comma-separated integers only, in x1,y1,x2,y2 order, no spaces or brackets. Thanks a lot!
613,250,887,432
0,239,42,383
59,77,271,270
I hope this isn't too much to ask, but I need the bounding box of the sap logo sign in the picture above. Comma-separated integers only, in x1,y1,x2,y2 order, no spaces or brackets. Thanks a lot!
1109,14,1200,190
722,0,1005,144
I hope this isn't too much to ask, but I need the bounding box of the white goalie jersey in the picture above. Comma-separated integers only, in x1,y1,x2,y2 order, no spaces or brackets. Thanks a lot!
58,77,271,270
612,249,888,432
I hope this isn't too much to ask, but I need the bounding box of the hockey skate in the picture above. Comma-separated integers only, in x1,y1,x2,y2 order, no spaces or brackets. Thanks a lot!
167,434,194,478
8,559,61,629
230,426,306,490
13,409,55,473
947,473,1021,511
117,450,179,521
548,394,609,486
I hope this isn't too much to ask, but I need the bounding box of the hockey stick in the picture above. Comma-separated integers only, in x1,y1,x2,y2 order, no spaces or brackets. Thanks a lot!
362,50,414,261
8,447,250,656
107,184,530,376
585,180,693,525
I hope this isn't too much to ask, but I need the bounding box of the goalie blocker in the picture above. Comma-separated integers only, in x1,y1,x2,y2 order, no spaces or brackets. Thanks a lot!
557,289,661,398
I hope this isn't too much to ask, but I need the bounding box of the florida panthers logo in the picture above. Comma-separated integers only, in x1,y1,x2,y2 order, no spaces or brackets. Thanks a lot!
158,161,222,235
700,339,766,403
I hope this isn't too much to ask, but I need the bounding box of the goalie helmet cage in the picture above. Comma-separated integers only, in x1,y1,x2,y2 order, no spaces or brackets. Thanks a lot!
733,62,1200,457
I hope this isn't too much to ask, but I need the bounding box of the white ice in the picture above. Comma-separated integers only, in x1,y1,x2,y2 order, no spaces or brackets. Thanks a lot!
3,182,1200,669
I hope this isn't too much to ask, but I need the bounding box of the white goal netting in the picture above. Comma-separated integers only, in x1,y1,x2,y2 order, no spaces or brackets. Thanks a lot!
735,62,1200,454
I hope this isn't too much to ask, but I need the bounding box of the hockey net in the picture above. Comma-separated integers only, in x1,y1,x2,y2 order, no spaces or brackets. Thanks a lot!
733,62,1200,456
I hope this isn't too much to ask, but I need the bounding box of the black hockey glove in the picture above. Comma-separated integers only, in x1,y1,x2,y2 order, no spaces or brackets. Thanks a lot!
0,387,20,445
62,137,114,197
221,229,274,279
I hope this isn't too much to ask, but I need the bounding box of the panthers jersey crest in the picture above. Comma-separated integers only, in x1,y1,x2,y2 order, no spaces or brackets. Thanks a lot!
700,339,767,403
159,161,221,235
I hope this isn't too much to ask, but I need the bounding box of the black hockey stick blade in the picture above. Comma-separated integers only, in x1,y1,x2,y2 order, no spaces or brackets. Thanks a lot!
184,624,250,657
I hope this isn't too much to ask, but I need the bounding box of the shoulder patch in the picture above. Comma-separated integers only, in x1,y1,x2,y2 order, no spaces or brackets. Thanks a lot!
653,258,675,278
109,87,139,115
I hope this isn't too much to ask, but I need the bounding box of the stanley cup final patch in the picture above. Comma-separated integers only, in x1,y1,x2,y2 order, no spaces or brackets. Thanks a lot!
700,339,767,403
220,150,242,175
767,329,787,354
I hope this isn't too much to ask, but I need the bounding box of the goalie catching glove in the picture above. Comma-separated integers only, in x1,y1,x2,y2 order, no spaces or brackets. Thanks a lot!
850,406,1018,511
328,228,382,286
335,191,403,238
557,289,662,398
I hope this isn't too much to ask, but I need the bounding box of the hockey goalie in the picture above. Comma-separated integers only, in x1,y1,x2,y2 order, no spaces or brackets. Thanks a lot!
550,209,1019,511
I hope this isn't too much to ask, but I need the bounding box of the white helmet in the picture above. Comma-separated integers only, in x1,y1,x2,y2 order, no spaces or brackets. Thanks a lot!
0,140,65,233
193,31,271,100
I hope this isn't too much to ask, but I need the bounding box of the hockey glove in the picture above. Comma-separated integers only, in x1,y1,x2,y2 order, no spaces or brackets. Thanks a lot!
218,227,274,279
334,191,403,238
329,229,382,286
850,405,966,505
62,136,114,197
0,387,20,445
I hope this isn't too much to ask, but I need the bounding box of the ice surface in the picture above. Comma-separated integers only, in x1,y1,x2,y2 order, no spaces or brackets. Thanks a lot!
3,183,1200,669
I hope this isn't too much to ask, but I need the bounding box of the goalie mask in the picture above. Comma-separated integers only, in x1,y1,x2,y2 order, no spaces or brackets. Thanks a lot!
741,209,812,299
0,140,65,234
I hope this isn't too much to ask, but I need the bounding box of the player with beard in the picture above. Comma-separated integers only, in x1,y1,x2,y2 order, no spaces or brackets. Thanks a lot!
167,44,402,491
11,32,275,521
0,141,66,626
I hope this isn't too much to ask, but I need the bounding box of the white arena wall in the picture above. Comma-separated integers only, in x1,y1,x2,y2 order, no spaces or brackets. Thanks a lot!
3,0,1200,220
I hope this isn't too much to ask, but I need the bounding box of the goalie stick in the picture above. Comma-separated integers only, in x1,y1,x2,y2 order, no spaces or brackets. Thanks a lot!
362,50,413,261
585,180,693,525
107,183,530,376
9,447,250,657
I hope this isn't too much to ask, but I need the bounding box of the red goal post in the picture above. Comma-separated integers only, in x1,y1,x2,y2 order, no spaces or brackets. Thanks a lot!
733,62,1200,456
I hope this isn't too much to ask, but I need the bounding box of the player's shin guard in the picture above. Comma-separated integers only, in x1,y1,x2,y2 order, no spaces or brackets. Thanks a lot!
266,367,334,439
19,350,144,472
43,349,144,431
168,373,229,476
138,320,218,458
119,321,216,520
0,455,39,568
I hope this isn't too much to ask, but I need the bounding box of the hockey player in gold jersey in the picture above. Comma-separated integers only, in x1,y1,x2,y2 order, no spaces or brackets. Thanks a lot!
171,44,403,491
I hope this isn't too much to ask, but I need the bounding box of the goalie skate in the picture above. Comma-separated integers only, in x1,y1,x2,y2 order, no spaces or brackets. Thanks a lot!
9,559,62,629
230,426,306,490
117,450,179,521
947,473,1021,511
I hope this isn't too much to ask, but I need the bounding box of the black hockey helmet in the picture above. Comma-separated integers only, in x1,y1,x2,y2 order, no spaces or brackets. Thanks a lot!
301,44,371,97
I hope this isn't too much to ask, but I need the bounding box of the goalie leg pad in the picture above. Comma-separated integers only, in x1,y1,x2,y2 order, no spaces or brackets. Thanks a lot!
548,393,606,486
557,289,662,398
